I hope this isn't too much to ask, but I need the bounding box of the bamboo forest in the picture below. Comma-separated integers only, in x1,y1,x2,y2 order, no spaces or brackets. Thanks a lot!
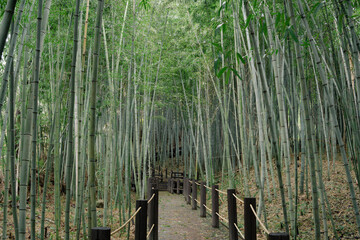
0,0,360,239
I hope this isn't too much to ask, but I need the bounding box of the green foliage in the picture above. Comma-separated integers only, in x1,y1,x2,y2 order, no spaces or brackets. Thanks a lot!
139,0,150,10
0,0,5,17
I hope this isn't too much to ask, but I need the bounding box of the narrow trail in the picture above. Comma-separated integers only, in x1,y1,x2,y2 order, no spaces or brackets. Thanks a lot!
158,191,228,240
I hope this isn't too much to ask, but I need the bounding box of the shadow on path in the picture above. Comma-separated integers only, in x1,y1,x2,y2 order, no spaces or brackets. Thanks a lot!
158,191,228,240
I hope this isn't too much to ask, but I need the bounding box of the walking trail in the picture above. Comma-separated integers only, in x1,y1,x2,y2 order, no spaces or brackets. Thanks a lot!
158,191,228,240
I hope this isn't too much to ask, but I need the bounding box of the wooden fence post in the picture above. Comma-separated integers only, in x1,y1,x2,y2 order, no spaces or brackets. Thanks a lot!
91,227,111,240
148,184,153,228
244,197,256,240
149,188,159,240
183,177,187,199
267,233,290,240
148,186,155,235
170,179,173,194
192,179,197,210
147,178,154,199
177,179,181,194
186,179,191,205
200,182,206,217
135,200,148,240
212,185,219,228
171,179,176,194
154,189,159,240
228,189,238,240
167,178,171,192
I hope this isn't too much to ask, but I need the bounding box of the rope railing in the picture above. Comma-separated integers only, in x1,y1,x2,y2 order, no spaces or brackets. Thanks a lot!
250,204,270,235
215,188,227,195
111,206,142,235
147,193,155,204
234,223,245,240
176,175,289,240
233,193,244,204
187,180,271,236
216,212,229,224
147,224,155,239
203,204,211,213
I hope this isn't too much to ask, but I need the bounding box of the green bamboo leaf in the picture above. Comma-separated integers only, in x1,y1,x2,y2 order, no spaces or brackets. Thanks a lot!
236,53,246,64
139,0,150,10
259,17,267,35
230,67,242,80
225,67,230,85
211,42,222,53
225,50,232,59
244,14,252,29
275,13,281,28
216,66,228,78
286,27,299,43
337,13,344,34
311,2,323,15
217,1,227,16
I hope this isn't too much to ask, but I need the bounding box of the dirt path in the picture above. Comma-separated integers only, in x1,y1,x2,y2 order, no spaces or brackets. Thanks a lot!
158,191,228,240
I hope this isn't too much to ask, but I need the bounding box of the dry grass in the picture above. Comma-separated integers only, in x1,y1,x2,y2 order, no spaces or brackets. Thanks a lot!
216,154,360,239
0,185,138,239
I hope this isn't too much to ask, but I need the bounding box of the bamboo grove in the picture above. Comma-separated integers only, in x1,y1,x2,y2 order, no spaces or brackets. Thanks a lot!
0,0,359,239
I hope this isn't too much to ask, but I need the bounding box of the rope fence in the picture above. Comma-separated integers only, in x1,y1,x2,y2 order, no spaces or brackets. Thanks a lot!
177,176,290,240
250,204,270,235
147,224,155,238
215,188,227,195
234,223,245,240
102,172,291,240
216,212,229,224
233,193,244,204
203,204,211,213
147,193,155,204
106,179,160,240
111,206,142,235
91,171,290,240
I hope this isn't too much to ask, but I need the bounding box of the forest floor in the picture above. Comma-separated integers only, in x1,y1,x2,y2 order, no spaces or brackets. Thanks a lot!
1,155,360,239
213,155,360,240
